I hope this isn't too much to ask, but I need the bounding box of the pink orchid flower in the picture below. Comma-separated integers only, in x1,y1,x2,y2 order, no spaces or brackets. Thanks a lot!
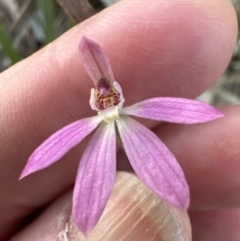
20,37,223,235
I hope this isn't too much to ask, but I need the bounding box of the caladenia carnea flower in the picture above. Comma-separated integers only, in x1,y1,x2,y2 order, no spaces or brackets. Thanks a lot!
20,37,224,235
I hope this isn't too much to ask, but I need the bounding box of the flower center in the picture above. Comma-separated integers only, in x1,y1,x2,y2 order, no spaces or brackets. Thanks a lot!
89,79,125,122
95,85,121,122
95,91,121,110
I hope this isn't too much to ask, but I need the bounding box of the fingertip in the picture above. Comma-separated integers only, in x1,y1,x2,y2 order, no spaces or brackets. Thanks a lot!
10,173,192,241
19,167,28,180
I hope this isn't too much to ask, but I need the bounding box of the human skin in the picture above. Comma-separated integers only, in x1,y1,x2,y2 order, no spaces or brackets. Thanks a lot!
0,0,238,240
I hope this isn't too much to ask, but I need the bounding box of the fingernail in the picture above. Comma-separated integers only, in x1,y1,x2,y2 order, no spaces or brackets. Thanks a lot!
10,173,191,241
70,172,191,241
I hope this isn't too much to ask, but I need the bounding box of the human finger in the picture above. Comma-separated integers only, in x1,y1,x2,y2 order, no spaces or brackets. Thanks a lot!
189,209,240,241
0,0,236,238
10,172,191,241
153,106,240,209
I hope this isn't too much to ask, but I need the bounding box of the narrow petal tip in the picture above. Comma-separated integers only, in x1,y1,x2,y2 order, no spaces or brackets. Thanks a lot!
79,36,92,50
176,193,190,211
202,106,225,122
214,110,225,118
19,158,41,180
79,36,114,85
19,171,27,180
73,222,90,237
19,163,33,180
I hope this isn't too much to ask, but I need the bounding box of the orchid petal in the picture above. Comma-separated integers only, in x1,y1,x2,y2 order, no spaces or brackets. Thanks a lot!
20,116,102,179
116,116,189,210
73,121,116,235
79,37,114,85
122,97,224,124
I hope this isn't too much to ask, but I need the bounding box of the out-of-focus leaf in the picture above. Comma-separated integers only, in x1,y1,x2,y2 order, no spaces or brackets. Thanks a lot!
100,0,119,7
55,0,95,23
10,0,36,39
0,22,21,64
38,0,57,44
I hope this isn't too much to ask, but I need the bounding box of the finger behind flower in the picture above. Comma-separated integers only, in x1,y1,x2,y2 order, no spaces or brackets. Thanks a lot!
0,0,236,239
154,106,240,209
190,209,240,241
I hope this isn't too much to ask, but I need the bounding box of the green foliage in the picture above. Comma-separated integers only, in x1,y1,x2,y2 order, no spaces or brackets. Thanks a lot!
38,0,57,44
0,22,21,64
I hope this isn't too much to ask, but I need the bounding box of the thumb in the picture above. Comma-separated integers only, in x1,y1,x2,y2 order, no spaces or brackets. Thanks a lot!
10,172,191,241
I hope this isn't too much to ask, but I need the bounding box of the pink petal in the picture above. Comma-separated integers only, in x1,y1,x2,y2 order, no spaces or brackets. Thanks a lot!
122,97,224,124
79,37,114,85
116,116,189,210
73,121,116,235
20,116,102,179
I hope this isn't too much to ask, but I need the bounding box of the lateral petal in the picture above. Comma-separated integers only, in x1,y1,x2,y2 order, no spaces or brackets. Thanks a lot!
122,97,223,124
79,37,115,85
73,121,116,235
116,116,189,210
20,116,102,179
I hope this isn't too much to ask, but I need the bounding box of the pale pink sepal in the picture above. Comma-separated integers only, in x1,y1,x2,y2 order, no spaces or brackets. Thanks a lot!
79,37,114,85
20,116,103,179
122,97,224,124
116,116,189,210
73,121,116,235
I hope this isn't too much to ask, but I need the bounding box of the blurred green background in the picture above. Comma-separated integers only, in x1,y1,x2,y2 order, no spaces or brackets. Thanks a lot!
0,0,239,106
0,0,110,69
